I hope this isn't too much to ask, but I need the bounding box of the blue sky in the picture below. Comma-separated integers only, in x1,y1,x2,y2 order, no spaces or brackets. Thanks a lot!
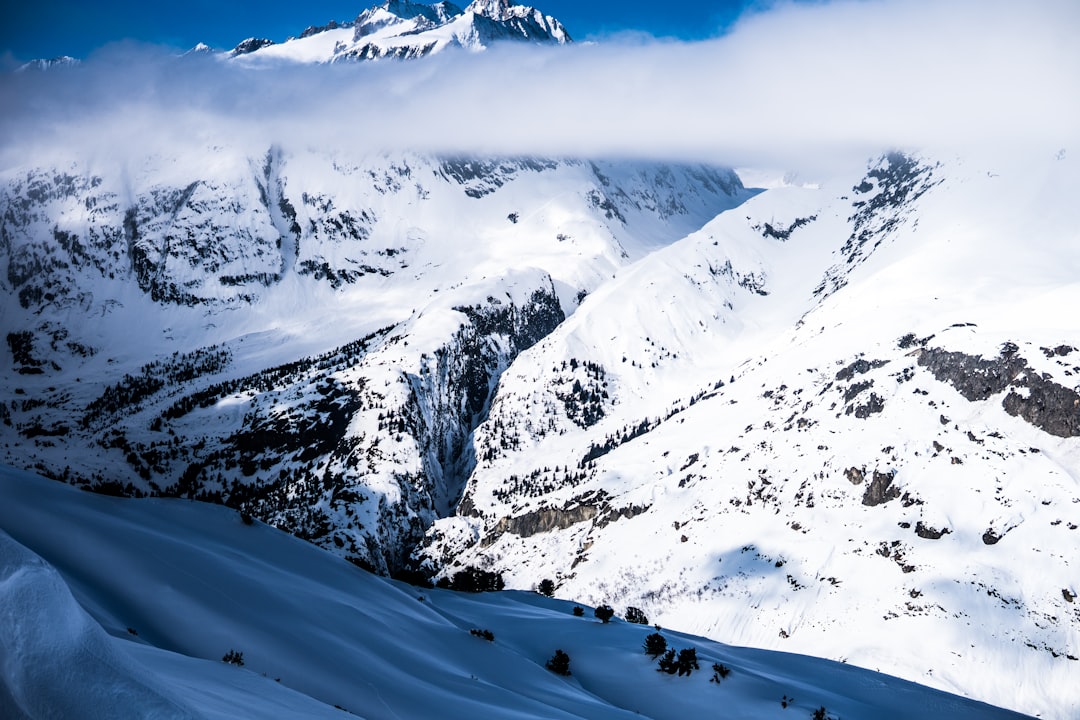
2,0,760,61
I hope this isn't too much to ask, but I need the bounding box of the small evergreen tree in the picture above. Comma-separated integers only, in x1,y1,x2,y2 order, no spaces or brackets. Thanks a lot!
546,649,571,676
812,707,830,720
657,648,678,674
572,606,585,617
537,578,556,597
710,662,731,683
625,606,648,624
594,604,615,623
643,632,668,658
676,647,699,676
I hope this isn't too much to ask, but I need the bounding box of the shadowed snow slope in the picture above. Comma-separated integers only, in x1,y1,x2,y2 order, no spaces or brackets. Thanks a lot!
0,465,1031,719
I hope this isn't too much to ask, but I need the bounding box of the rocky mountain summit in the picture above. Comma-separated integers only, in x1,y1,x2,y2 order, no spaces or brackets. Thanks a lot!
227,0,570,63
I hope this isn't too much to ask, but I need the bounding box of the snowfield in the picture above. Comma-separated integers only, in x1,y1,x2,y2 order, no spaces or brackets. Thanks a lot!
0,465,1034,719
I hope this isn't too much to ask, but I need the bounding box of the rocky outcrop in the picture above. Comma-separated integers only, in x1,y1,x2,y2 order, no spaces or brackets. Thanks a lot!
918,344,1080,438
862,470,900,506
917,345,1027,402
491,502,598,540
1002,372,1080,438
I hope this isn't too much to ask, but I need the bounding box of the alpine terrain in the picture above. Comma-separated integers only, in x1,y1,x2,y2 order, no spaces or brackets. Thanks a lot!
1,1,1077,718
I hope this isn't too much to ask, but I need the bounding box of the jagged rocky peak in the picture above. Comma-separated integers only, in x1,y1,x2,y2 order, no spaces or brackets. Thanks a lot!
351,0,570,46
231,37,274,56
298,19,353,39
354,1,464,39
466,0,516,20
465,0,572,42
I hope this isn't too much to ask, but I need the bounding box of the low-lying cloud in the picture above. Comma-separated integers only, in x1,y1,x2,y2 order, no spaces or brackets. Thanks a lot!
1,0,1076,174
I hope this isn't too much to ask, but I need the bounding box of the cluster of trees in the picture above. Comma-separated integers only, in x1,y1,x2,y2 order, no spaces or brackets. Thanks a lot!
554,358,609,429
436,566,505,593
221,649,244,666
82,345,231,428
657,647,699,676
645,631,730,682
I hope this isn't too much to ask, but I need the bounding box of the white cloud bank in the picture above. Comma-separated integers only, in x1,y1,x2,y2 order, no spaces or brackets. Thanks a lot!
1,0,1076,173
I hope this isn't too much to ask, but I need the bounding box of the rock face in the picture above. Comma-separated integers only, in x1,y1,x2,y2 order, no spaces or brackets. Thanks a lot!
861,470,900,506
1002,372,1080,438
918,345,1080,438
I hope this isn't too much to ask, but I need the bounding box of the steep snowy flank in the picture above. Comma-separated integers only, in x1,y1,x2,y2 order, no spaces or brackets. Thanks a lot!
421,150,1080,719
227,0,571,65
0,149,752,572
0,465,1032,720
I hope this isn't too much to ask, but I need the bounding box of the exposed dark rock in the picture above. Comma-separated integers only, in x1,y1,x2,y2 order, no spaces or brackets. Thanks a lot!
299,20,350,39
915,521,950,540
917,346,1028,401
898,332,935,349
438,157,559,198
1064,589,1076,603
862,470,900,506
850,393,885,418
836,358,889,382
919,344,1080,438
1042,345,1076,358
7,331,43,369
753,215,817,242
594,503,651,529
900,492,923,508
491,503,598,540
844,467,865,485
843,380,873,402
815,153,942,299
982,529,1002,545
231,38,274,56
1002,373,1080,438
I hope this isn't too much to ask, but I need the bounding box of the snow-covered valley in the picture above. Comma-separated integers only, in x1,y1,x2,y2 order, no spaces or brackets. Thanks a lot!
2,0,1078,717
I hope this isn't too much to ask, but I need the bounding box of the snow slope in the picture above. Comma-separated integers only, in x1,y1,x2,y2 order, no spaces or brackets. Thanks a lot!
0,149,750,573
423,150,1080,718
0,465,1033,719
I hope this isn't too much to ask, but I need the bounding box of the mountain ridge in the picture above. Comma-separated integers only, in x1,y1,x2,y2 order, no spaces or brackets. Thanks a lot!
224,0,570,64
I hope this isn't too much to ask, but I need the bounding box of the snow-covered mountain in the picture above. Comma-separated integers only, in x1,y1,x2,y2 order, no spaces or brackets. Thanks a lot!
417,150,1080,718
0,147,750,575
226,0,570,64
0,465,1032,719
2,2,1078,718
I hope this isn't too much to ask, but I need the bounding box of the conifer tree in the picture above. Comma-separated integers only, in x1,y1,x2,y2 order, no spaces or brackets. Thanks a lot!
546,649,571,676
644,632,668,658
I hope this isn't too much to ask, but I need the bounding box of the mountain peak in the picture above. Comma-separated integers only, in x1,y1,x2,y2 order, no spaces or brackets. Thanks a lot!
465,0,517,20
